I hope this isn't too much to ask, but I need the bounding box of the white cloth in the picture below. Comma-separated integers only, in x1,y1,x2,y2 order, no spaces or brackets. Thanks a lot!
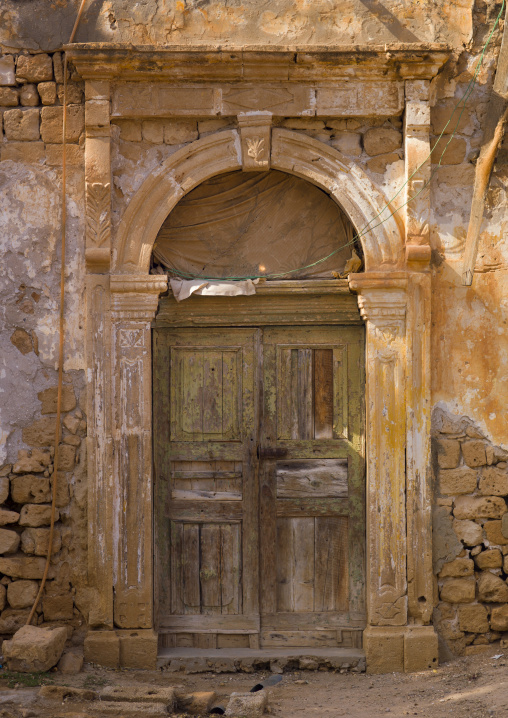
169,277,258,302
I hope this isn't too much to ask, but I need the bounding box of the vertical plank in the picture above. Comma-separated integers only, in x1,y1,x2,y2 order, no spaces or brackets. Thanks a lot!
276,518,293,612
220,523,241,614
292,517,315,612
200,524,221,614
203,351,223,435
182,351,203,438
278,348,292,440
183,524,200,613
333,347,348,439
314,348,333,439
298,349,313,439
222,350,240,440
290,349,299,439
315,517,349,612
170,521,184,615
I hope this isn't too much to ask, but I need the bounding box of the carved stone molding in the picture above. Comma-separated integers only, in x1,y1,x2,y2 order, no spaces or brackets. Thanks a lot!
238,112,272,171
404,80,431,252
85,182,111,272
110,275,168,320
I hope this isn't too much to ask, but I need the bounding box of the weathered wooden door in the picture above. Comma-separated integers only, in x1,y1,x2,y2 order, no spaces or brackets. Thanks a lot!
153,328,261,648
259,326,365,648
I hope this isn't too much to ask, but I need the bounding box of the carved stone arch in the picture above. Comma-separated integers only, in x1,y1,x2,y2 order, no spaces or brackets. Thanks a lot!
114,128,405,274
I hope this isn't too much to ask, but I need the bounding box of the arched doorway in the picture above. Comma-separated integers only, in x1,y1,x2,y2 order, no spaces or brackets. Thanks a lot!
152,169,366,651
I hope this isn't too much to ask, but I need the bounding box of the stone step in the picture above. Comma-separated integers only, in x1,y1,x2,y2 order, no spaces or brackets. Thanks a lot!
157,647,365,673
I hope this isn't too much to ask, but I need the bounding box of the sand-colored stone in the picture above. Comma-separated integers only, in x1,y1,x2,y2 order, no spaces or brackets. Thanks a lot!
0,556,52,579
436,438,461,469
142,119,164,143
163,120,198,145
477,572,508,603
0,87,19,106
439,467,478,495
438,557,474,578
19,504,59,527
490,604,508,632
454,496,506,520
475,548,503,570
84,631,120,669
38,81,57,105
57,82,83,105
439,578,475,603
11,475,51,504
364,627,404,674
21,526,61,556
0,509,20,526
4,625,67,672
363,127,402,156
22,417,58,447
366,152,400,173
479,466,508,495
100,684,176,707
19,84,39,107
404,627,438,672
0,608,31,634
57,651,84,674
0,476,9,504
176,691,216,715
16,54,53,83
431,136,467,165
38,386,77,414
458,604,489,633
225,692,268,717
115,119,142,142
461,440,488,467
42,593,74,621
1,141,45,163
118,630,158,669
3,108,40,141
0,529,20,555
485,520,508,545
7,579,39,609
0,55,15,85
40,105,84,143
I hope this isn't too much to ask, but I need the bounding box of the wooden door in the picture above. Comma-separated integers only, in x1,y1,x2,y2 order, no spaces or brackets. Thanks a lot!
153,328,261,649
259,326,365,649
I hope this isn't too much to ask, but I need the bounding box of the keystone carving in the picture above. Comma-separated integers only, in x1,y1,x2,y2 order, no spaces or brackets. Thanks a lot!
238,111,272,171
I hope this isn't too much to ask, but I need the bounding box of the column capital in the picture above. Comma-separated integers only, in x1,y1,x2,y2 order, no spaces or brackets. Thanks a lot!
349,272,407,322
110,274,168,321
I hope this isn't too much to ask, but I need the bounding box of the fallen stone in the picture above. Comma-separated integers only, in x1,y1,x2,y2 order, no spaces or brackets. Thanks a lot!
363,127,402,156
40,685,97,701
11,475,51,504
0,529,21,555
176,690,215,715
4,625,67,672
458,604,489,633
90,703,169,717
0,509,20,526
439,577,475,603
57,651,84,674
478,572,508,603
101,685,176,708
490,604,508,632
438,557,474,578
7,579,39,609
19,504,59,527
225,692,268,717
0,555,53,579
38,386,77,415
439,467,478,495
475,549,503,570
454,496,506,520
479,466,508,496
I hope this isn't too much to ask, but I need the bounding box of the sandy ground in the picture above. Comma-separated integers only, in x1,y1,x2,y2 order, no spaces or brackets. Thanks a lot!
1,646,508,717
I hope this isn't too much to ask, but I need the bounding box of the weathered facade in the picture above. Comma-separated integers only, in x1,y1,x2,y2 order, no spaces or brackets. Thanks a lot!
1,0,508,674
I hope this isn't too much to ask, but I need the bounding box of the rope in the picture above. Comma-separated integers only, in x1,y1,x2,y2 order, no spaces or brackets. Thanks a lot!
26,0,89,628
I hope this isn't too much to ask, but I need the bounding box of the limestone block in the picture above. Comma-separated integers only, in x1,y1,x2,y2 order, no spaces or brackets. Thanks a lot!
464,644,492,656
0,584,5,611
3,625,67,672
503,514,508,539
281,119,325,130
84,631,120,669
366,152,400,174
439,577,475,603
16,54,53,83
57,650,84,674
46,143,84,167
478,572,508,602
142,120,164,143
436,164,476,187
479,466,508,496
225,692,267,717
363,127,402,156
490,605,508,632
0,529,20,555
51,473,70,508
475,549,503,570
40,684,96,701
461,440,488,467
3,108,40,141
0,56,15,86
42,593,74,621
0,476,9,503
118,630,158,669
19,504,59,528
485,520,508,545
38,82,57,105
0,87,19,106
64,434,81,446
403,627,438,672
436,439,461,469
53,53,64,84
115,120,142,141
431,136,467,165
0,556,52,579
176,691,216,715
89,702,168,717
7,579,39,609
100,685,176,707
38,385,77,414
458,604,489,633
198,118,232,135
0,509,20,526
454,496,506,520
11,475,51,504
330,132,362,156
13,455,46,474
438,557,474,578
364,627,404,674
21,527,61,556
0,608,31,634
63,414,81,434
431,99,474,135
163,120,198,145
57,444,75,471
19,84,39,107
40,105,84,143
439,467,478,495
57,82,84,105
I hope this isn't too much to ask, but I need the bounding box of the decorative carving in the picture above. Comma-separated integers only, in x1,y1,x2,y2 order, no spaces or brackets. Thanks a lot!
86,182,111,247
119,328,145,348
238,112,272,172
246,137,265,163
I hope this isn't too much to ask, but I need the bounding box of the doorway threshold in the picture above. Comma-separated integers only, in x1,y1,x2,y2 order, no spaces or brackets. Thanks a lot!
157,647,365,673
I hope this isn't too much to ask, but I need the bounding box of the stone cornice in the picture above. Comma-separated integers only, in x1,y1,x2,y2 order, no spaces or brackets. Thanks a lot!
66,44,451,82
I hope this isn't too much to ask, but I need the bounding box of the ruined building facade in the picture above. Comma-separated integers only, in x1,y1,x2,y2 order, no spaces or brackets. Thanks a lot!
1,1,508,673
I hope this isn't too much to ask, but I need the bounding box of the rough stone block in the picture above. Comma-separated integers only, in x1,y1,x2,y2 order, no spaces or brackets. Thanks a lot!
176,691,216,715
45,143,84,166
479,466,508,496
364,627,404,674
11,475,51,504
454,496,506,520
439,577,475,603
458,604,489,633
225,692,268,717
490,604,508,632
40,105,84,143
163,120,198,145
0,55,16,86
0,529,20,555
0,584,5,611
198,118,232,135
57,650,84,674
57,444,76,471
38,81,57,105
0,608,31,633
16,54,53,83
7,579,39,609
0,476,9,503
115,119,142,142
142,119,164,143
84,631,120,669
19,84,39,107
439,467,477,495
363,127,402,156
89,702,168,717
461,440,488,467
21,526,61,556
485,520,508,545
3,108,40,141
19,504,59,527
431,99,473,135
366,152,400,174
0,556,52,579
42,593,74,621
436,439,461,469
118,630,158,669
475,549,502,570
22,417,57,447
478,572,508,602
3,625,67,672
38,386,77,414
431,136,467,165
464,644,492,656
0,142,44,164
330,132,362,156
438,557,474,578
0,87,19,106
101,685,176,708
404,627,438,672
0,509,20,526
57,82,84,105
63,414,81,434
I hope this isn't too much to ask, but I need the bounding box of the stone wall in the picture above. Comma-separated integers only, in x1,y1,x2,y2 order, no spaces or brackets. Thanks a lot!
433,408,508,657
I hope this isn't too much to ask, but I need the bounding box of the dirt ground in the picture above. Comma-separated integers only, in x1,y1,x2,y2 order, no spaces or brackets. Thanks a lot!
1,646,508,717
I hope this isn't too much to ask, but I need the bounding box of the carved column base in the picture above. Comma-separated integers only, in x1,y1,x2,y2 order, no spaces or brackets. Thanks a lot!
364,625,438,674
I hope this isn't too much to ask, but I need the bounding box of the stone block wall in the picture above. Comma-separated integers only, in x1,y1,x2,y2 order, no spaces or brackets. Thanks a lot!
433,408,508,657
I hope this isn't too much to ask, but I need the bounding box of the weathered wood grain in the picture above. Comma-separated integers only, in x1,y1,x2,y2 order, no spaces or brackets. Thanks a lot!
276,459,348,498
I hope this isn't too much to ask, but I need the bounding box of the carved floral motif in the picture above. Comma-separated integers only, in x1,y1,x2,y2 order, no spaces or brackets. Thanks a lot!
86,182,111,248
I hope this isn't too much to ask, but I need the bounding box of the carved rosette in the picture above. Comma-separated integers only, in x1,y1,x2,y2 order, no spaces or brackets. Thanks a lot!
238,111,272,171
